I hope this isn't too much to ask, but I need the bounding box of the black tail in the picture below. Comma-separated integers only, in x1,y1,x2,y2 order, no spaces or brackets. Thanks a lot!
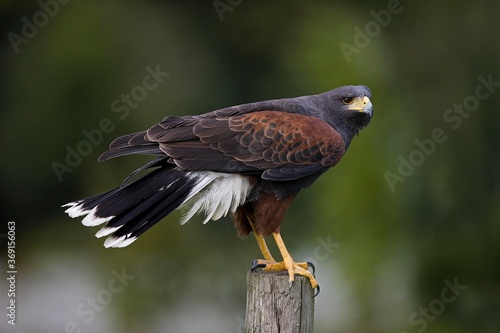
63,160,198,247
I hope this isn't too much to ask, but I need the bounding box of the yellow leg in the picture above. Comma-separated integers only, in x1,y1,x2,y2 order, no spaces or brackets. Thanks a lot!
262,231,318,289
247,215,276,262
253,232,275,262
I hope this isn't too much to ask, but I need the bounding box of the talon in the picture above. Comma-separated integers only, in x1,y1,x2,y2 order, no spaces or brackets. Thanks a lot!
314,285,320,297
255,232,320,293
306,261,315,274
251,264,267,272
251,259,271,272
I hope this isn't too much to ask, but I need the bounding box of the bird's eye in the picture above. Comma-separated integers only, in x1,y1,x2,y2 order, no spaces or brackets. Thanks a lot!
342,97,354,105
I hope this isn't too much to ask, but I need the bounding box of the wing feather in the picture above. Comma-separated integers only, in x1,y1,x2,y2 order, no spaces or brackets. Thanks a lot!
157,111,345,180
99,109,345,182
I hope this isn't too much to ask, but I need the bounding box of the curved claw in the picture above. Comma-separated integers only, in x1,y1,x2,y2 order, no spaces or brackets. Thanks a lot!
313,284,320,297
251,259,267,272
306,261,316,275
290,276,319,296
290,278,319,297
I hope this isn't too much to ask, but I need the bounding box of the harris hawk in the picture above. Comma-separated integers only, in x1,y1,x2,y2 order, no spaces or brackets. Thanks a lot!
63,85,373,292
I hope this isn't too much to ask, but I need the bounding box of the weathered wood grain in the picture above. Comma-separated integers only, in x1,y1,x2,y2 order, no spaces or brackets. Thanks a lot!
244,271,315,333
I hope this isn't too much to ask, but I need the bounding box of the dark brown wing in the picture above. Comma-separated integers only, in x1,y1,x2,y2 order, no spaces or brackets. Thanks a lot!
154,111,345,181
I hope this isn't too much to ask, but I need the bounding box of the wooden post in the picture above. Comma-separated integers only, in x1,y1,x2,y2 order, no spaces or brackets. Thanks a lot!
244,271,315,333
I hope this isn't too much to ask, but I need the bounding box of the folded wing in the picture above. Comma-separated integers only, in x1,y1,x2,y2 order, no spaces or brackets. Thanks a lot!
99,111,346,182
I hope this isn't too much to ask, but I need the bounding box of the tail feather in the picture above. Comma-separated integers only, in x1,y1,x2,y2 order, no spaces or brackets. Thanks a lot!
64,164,254,248
64,165,199,247
103,177,194,236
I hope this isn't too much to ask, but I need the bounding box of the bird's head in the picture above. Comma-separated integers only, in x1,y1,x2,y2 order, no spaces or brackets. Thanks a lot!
315,85,373,139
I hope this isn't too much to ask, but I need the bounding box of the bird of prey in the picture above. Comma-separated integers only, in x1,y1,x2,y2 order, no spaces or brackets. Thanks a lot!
63,85,373,292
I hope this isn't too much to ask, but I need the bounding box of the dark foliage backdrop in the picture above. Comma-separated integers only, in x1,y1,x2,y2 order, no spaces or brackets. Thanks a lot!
0,1,498,332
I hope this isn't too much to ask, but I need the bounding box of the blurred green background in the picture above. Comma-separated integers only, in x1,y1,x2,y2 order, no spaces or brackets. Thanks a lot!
1,1,498,332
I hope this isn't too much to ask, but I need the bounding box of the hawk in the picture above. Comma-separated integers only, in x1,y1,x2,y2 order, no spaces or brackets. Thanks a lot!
63,85,373,292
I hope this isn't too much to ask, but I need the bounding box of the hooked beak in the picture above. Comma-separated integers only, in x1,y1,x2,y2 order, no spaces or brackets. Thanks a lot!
348,96,373,116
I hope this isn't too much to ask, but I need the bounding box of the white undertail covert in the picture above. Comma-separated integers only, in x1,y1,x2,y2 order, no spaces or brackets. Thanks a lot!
179,171,253,224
